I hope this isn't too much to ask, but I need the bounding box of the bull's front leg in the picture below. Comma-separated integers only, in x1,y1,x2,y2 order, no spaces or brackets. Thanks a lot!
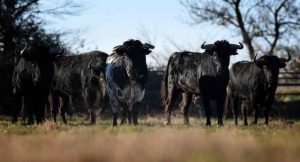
120,106,128,125
264,95,274,125
216,97,225,126
50,92,59,123
112,113,118,126
11,89,22,124
110,98,120,126
24,94,34,125
202,97,211,126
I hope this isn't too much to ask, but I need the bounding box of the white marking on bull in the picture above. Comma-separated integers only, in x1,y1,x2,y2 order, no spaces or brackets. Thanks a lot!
105,55,145,114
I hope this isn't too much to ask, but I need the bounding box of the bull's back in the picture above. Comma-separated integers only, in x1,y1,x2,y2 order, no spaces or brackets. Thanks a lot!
53,52,103,95
168,52,217,93
229,61,263,99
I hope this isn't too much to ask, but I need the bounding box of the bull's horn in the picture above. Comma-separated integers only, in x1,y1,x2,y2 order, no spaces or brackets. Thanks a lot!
143,43,155,49
279,51,291,62
201,41,214,49
230,42,244,49
20,45,28,56
253,52,258,62
88,57,96,69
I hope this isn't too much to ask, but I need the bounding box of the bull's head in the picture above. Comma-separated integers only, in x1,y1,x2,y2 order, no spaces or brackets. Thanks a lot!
113,39,155,84
254,52,291,87
201,40,243,75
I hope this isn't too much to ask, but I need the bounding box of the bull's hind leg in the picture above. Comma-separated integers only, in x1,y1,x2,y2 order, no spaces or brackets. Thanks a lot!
59,96,68,124
84,88,97,124
233,98,239,125
164,87,178,125
241,100,248,126
181,93,192,125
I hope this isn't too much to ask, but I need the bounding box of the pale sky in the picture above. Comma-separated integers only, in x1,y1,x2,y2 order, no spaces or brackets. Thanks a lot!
42,0,249,66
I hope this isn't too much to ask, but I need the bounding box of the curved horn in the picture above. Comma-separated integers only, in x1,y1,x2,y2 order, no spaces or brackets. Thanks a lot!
253,52,258,62
143,43,155,49
279,51,291,62
230,42,244,49
20,45,28,56
88,57,96,69
201,41,214,49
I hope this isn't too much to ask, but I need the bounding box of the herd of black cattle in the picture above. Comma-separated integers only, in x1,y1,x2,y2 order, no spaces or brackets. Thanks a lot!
0,39,291,126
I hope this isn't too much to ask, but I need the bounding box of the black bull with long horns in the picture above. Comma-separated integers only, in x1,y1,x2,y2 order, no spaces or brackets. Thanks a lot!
226,52,291,125
161,40,243,126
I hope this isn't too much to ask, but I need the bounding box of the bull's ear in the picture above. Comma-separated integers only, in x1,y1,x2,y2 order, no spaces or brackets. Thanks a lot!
279,62,286,68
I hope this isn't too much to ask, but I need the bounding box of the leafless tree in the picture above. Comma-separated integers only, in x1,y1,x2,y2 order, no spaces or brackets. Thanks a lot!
0,0,82,56
181,0,300,59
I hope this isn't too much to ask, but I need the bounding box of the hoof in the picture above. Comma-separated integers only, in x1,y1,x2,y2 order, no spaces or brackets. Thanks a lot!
164,120,171,126
184,120,190,125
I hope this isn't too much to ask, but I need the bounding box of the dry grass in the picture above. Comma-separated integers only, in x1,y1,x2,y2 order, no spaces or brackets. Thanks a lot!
0,116,299,162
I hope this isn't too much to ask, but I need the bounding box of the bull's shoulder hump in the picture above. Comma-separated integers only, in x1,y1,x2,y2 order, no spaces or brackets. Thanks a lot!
170,51,203,60
106,53,122,64
81,50,108,57
232,61,253,67
231,61,255,73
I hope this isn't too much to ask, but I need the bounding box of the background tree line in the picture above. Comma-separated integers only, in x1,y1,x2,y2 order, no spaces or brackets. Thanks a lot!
0,0,82,57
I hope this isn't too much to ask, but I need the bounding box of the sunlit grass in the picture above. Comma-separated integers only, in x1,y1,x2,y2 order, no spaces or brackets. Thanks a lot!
0,115,299,162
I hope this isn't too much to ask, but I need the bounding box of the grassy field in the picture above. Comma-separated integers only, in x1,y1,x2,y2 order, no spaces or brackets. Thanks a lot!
0,116,299,162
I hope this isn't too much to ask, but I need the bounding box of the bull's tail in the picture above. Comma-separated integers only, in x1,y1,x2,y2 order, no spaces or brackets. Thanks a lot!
160,54,175,106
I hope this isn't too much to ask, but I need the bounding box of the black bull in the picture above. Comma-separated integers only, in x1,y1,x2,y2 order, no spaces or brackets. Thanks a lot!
12,43,57,124
106,39,154,126
51,51,108,124
161,40,243,126
226,53,291,125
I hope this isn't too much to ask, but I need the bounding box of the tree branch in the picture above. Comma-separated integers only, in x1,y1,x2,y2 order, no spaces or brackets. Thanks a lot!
13,0,38,20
